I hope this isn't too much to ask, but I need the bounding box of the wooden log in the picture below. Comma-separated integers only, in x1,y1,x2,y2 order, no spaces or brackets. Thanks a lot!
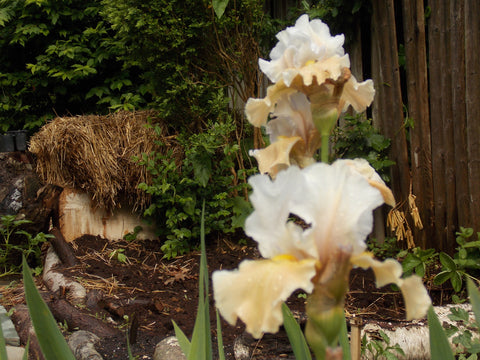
10,304,45,360
43,247,86,306
49,227,79,267
47,298,120,338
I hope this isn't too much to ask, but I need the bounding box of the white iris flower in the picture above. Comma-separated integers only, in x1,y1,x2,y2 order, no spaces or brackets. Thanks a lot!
213,160,431,338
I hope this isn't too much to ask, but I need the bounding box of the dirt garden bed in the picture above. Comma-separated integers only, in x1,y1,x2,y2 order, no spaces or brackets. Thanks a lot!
0,233,452,360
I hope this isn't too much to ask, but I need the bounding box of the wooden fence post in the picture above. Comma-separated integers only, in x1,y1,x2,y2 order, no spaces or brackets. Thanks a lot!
428,2,457,254
371,0,411,237
465,0,480,232
401,0,433,249
450,1,471,236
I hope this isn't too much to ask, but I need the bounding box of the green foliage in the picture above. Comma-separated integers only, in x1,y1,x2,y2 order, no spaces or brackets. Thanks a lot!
434,227,480,293
282,303,313,360
213,0,229,18
123,225,143,241
443,307,480,359
0,0,146,131
0,214,53,276
100,0,272,132
333,114,395,182
428,306,456,360
426,280,480,360
100,0,219,130
22,256,77,360
399,246,438,278
138,117,254,259
109,248,128,264
361,330,405,360
173,201,226,360
367,237,402,260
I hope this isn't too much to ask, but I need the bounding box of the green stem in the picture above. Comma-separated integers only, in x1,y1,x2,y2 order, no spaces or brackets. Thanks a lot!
321,134,329,163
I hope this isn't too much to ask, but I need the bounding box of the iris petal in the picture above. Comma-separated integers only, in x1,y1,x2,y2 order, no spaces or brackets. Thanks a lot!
351,253,431,320
212,258,317,338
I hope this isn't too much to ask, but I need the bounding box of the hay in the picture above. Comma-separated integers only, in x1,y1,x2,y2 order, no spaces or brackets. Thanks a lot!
29,110,179,212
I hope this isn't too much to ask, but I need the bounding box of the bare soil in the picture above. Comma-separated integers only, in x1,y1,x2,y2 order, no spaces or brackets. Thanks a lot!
1,234,452,360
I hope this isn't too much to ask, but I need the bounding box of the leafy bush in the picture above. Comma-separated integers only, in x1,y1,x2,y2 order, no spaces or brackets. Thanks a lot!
0,0,146,131
138,116,254,259
434,227,480,293
0,215,53,276
333,114,395,182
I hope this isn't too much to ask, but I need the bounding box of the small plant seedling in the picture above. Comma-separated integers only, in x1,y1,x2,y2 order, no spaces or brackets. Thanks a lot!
362,330,405,360
109,248,128,264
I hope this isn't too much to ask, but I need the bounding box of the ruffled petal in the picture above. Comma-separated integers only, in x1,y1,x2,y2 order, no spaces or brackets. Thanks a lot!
249,136,303,176
245,162,384,263
351,253,403,287
340,76,375,113
294,161,384,257
259,14,345,85
400,275,432,320
343,158,395,207
267,92,314,144
351,253,431,320
245,167,317,260
245,85,297,127
212,257,317,338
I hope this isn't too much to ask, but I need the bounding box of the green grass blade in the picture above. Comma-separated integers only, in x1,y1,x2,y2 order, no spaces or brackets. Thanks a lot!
216,309,226,360
467,278,480,329
0,313,8,360
22,256,76,360
187,200,211,360
427,306,454,360
172,320,191,356
188,299,207,360
200,200,212,360
22,340,30,360
282,303,312,360
339,312,351,360
126,330,134,360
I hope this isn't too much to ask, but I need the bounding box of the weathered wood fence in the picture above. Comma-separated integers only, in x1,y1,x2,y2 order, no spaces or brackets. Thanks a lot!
268,0,480,252
369,0,480,253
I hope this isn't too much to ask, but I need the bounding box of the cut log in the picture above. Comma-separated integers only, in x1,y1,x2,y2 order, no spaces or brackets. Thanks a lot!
10,304,45,360
49,227,78,267
67,330,103,360
43,247,86,305
47,298,119,338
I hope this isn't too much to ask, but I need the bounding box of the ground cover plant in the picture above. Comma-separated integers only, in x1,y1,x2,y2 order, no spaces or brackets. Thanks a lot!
0,214,52,277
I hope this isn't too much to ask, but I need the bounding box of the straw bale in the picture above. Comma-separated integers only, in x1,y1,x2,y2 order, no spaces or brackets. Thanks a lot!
29,110,179,212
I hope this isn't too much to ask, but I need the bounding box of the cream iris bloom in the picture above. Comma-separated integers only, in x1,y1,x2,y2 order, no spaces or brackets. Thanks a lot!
213,160,431,338
249,92,320,176
246,14,375,175
259,14,346,87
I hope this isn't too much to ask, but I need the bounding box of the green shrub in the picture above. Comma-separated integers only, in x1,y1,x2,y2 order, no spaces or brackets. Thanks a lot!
333,114,395,182
138,116,254,259
0,0,150,131
0,215,53,276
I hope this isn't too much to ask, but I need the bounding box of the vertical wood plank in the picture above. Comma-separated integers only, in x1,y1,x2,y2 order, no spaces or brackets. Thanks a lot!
428,2,453,253
450,1,471,231
371,0,411,208
401,0,433,248
441,2,457,254
465,0,480,231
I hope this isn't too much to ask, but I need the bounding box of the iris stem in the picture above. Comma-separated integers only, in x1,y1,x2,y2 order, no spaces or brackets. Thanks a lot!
321,134,329,163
